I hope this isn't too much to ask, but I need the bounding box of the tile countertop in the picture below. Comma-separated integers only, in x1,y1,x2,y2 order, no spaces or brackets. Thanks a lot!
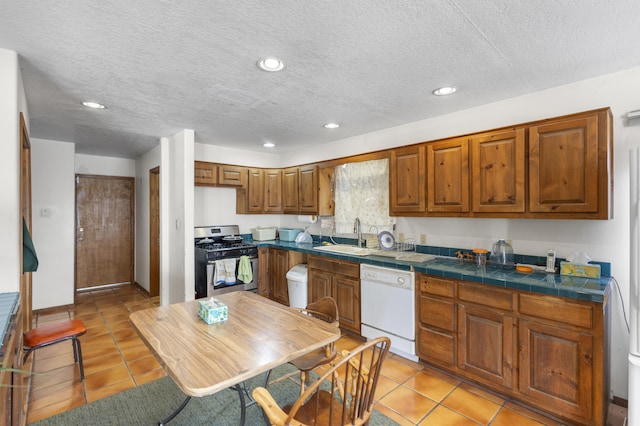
0,292,20,357
255,240,612,304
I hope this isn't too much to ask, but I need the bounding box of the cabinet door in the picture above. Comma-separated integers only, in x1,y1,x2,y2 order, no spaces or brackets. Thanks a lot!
318,167,335,216
529,116,598,213
417,294,456,366
458,304,514,389
309,268,333,302
194,161,217,186
247,168,264,213
270,249,289,305
299,164,318,214
257,247,270,298
335,275,360,334
519,319,592,423
471,129,525,213
264,169,283,213
282,167,300,214
389,145,426,214
218,165,245,187
427,137,469,212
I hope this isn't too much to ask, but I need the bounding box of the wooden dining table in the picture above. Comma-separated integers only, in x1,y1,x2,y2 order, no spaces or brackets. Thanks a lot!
129,291,341,425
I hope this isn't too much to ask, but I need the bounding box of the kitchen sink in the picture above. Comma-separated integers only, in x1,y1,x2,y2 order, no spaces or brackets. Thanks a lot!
313,245,437,262
312,245,377,256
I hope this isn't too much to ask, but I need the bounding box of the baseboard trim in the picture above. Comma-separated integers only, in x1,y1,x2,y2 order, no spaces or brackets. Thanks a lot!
612,396,628,408
133,281,150,296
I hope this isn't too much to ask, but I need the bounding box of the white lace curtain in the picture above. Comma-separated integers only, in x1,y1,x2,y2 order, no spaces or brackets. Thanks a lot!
334,159,396,234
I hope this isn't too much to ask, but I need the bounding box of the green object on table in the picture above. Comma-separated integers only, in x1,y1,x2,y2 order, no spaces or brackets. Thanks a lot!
23,217,38,273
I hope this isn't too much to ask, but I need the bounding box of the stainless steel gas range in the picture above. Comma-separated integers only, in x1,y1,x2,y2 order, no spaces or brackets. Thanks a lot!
194,225,258,299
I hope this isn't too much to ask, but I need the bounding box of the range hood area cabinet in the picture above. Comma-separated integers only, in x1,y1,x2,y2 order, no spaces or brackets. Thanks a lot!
194,162,246,187
389,107,612,219
417,274,610,425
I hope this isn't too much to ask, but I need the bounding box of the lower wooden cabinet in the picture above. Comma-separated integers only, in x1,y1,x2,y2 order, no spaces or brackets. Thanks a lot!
308,254,360,334
417,273,609,426
458,303,514,389
257,247,270,298
258,248,306,305
519,319,593,421
1,304,26,426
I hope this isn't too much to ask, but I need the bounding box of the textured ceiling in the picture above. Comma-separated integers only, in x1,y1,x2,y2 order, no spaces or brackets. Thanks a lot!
1,0,640,159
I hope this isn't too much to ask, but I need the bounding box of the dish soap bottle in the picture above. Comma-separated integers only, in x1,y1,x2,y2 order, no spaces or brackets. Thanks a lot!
490,239,514,269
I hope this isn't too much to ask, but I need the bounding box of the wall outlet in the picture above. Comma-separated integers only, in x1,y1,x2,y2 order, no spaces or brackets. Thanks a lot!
398,232,405,242
420,234,427,245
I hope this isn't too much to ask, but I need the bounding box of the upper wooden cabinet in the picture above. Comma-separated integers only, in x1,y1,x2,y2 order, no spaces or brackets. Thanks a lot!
427,137,469,213
283,165,319,214
471,129,525,213
283,167,299,214
529,110,611,218
389,145,426,215
299,164,318,214
246,168,264,213
263,169,283,213
194,161,217,186
318,166,335,216
204,108,612,219
218,164,245,186
194,162,245,187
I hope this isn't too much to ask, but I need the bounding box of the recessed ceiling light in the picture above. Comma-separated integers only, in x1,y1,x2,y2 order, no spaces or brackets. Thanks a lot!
82,101,106,109
324,123,340,129
263,142,275,148
432,86,457,96
257,57,284,72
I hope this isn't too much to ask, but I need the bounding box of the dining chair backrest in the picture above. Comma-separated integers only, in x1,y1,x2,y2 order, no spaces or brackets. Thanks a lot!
302,296,339,326
254,336,391,426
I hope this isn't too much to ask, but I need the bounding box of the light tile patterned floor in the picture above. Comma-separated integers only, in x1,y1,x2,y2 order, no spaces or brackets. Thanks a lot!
25,285,628,425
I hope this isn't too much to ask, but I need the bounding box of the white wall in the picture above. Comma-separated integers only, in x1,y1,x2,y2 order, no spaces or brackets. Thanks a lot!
160,130,194,305
75,153,136,177
31,139,75,309
134,145,161,292
195,143,280,168
0,49,27,293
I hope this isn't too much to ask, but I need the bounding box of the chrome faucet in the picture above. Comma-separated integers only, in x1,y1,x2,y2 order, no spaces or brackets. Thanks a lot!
354,217,362,247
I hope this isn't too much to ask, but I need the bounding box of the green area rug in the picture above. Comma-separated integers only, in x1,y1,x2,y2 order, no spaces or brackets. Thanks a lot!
34,364,399,425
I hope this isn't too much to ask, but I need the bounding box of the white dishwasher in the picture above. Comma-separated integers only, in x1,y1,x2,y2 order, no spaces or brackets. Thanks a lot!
360,264,417,362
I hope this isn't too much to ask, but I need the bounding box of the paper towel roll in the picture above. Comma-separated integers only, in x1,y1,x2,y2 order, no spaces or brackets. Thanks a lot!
297,215,317,224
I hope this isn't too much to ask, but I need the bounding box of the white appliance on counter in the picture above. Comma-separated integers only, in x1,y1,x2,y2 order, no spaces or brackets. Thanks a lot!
630,149,640,425
360,264,417,361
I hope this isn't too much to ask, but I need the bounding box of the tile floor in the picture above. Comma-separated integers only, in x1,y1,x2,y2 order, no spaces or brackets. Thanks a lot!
24,285,628,425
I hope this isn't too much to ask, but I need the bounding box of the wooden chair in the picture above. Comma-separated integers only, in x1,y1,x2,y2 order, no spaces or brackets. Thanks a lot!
289,297,340,394
254,336,391,426
23,319,87,381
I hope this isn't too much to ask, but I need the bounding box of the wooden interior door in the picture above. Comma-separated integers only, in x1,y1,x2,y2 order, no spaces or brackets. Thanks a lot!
149,167,160,297
75,174,134,290
19,113,32,329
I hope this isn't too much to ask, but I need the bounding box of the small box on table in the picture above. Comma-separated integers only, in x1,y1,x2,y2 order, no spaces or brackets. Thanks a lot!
198,298,228,324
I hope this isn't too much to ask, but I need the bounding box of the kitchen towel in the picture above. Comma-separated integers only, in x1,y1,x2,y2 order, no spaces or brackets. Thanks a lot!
214,260,226,286
237,255,253,284
223,258,236,284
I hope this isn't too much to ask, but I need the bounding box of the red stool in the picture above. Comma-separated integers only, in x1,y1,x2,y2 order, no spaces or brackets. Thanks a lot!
23,319,87,381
